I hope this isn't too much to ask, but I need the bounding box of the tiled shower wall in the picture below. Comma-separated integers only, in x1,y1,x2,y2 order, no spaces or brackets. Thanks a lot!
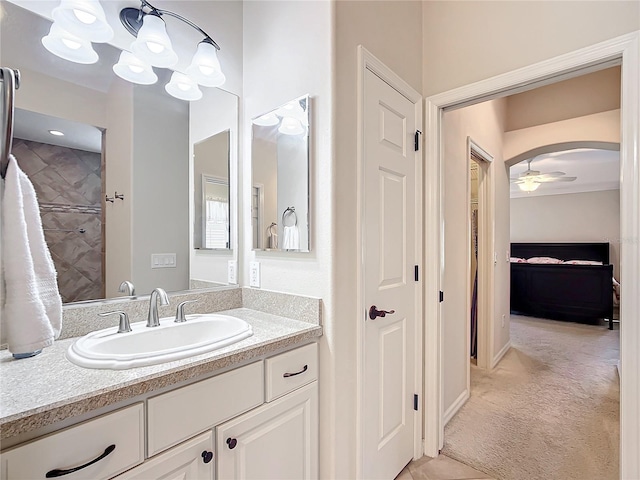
13,139,103,303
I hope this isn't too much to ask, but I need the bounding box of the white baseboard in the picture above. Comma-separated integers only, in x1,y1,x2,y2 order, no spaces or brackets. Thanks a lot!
491,340,512,369
443,389,469,426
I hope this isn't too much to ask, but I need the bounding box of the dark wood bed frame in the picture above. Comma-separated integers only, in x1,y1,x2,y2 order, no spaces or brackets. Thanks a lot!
510,242,614,328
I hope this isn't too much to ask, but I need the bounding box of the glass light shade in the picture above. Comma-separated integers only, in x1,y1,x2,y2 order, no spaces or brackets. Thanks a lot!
275,100,307,125
113,51,158,85
518,180,540,192
41,22,98,64
278,117,305,135
131,14,178,68
52,0,113,43
253,113,280,127
165,72,202,101
186,41,226,87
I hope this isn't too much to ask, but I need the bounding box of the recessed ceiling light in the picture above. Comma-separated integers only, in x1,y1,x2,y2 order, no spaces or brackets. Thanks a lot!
49,130,65,136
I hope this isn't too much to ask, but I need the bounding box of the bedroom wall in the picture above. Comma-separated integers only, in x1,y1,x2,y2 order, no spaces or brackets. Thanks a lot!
511,190,621,277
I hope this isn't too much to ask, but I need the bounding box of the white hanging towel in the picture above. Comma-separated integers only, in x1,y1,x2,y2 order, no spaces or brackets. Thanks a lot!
282,225,300,251
2,155,62,355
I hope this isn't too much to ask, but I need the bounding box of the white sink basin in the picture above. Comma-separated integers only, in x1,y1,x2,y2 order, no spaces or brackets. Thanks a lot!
66,314,253,370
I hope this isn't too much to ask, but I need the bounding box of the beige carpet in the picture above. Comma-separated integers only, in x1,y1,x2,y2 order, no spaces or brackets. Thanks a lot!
441,315,620,480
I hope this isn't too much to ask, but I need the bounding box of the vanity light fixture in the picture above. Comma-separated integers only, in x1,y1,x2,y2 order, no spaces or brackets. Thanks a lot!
165,71,202,101
276,100,308,125
278,117,305,136
41,22,99,64
119,0,226,95
253,113,280,127
52,0,114,43
113,50,158,85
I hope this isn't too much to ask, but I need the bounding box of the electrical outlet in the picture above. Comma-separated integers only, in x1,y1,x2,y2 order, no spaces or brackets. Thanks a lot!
228,260,237,284
502,314,506,327
249,261,260,287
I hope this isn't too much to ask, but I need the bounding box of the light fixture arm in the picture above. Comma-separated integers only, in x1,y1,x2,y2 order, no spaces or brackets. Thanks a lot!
120,0,220,50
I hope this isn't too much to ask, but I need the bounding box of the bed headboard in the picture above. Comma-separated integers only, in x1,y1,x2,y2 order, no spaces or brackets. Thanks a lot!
511,242,610,264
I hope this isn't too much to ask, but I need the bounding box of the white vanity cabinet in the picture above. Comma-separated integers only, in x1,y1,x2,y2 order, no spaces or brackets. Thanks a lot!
114,431,214,480
217,343,318,480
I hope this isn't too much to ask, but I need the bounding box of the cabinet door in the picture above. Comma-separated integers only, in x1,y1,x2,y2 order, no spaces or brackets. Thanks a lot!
115,431,214,480
216,382,318,480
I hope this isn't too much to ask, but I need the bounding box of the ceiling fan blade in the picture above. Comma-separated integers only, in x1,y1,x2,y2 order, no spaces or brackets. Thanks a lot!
538,176,577,183
539,171,566,178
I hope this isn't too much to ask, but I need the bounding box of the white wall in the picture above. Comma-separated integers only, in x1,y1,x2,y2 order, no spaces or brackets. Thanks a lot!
442,98,509,416
242,1,334,475
422,1,640,96
511,190,621,277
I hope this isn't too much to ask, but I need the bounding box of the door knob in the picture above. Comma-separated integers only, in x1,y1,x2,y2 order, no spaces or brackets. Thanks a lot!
369,305,395,320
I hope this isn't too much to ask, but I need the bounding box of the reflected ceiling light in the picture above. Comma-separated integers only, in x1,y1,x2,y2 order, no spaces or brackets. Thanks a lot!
517,179,541,192
52,0,114,43
113,51,158,85
48,130,65,136
165,72,202,101
253,113,280,127
186,40,225,87
278,117,305,136
41,22,98,64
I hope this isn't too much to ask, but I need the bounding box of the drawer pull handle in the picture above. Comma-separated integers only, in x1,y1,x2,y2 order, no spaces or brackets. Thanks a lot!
201,450,214,463
45,444,116,478
226,438,237,449
283,364,308,378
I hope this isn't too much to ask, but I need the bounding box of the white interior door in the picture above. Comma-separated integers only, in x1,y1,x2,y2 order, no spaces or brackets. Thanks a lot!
362,68,418,480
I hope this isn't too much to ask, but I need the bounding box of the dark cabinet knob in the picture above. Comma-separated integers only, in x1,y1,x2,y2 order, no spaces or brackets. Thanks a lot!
201,450,213,464
226,437,237,449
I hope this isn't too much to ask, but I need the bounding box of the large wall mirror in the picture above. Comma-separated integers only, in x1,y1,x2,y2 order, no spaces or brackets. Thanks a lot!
1,1,238,303
251,95,310,252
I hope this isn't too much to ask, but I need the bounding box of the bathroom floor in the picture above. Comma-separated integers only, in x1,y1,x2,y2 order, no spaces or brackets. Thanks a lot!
396,454,495,480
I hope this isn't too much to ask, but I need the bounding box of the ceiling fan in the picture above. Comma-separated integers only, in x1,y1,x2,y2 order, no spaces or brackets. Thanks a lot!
510,159,577,192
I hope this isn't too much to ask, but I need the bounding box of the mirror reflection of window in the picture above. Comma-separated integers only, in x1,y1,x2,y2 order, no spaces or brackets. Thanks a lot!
193,130,230,250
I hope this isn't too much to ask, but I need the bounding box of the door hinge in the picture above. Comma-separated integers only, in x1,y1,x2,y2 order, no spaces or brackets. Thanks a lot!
414,265,419,282
413,394,419,411
414,130,422,152
439,291,444,302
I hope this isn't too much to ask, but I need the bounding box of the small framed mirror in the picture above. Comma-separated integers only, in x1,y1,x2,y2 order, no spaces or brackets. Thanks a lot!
251,95,310,252
193,130,230,250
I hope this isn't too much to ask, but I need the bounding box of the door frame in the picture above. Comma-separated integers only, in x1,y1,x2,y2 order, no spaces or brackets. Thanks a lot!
467,138,494,372
356,45,424,477
423,31,640,479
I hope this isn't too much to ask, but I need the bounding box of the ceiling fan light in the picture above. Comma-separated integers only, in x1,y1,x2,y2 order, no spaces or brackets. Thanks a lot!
165,72,202,101
52,0,113,43
113,51,158,85
131,13,178,68
42,22,98,64
517,180,540,192
186,41,226,87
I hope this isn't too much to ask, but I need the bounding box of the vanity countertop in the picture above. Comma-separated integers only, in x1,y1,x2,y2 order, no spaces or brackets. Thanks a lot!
0,308,322,441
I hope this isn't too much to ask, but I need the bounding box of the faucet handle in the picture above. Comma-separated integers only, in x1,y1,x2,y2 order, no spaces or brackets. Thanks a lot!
175,300,197,323
99,311,132,333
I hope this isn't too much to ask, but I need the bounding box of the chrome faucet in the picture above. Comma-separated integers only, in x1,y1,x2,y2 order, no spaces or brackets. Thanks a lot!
118,280,135,296
147,288,170,327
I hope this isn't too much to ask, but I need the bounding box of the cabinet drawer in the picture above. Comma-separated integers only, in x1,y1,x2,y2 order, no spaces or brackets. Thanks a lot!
148,361,264,456
1,403,144,480
265,343,317,401
114,431,213,480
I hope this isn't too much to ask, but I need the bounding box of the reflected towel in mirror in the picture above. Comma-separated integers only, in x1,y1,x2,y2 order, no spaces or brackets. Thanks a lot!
282,225,300,251
1,155,62,355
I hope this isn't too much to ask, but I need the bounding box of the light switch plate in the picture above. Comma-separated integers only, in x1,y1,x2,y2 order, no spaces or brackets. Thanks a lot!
228,260,237,284
249,261,260,287
151,253,176,269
